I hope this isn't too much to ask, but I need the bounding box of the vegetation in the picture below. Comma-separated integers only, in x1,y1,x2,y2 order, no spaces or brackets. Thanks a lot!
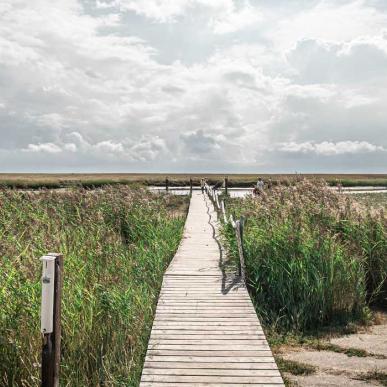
351,192,387,210
0,187,188,386
223,180,387,333
357,370,387,386
305,342,386,359
1,173,386,189
275,357,316,376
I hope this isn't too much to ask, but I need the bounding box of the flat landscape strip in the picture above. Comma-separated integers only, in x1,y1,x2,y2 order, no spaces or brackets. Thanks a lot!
140,192,284,386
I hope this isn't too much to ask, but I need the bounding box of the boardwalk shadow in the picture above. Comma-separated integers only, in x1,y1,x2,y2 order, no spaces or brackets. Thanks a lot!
203,193,245,295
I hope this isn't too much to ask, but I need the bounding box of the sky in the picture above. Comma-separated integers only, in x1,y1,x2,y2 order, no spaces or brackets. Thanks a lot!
0,0,387,173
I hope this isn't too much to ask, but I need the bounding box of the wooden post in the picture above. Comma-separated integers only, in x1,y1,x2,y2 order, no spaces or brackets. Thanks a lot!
235,219,246,280
215,192,220,210
221,200,227,224
189,177,193,195
165,177,169,192
41,253,63,387
224,176,228,196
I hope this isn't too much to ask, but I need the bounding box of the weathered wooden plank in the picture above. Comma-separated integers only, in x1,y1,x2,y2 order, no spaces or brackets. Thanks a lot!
141,383,283,387
150,334,267,339
142,368,282,376
143,362,279,369
153,317,260,322
153,320,260,325
148,347,270,353
155,310,257,315
151,328,263,334
147,350,273,356
145,355,277,363
149,338,268,350
157,301,252,305
141,375,284,383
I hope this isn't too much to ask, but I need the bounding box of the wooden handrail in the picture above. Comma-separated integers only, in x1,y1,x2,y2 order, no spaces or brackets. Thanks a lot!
205,183,246,282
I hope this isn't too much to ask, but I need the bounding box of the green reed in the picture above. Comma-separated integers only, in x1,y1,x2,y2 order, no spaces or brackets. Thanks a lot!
223,180,386,332
0,186,187,386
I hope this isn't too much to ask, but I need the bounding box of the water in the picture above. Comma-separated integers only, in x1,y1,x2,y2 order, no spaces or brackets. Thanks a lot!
149,186,387,198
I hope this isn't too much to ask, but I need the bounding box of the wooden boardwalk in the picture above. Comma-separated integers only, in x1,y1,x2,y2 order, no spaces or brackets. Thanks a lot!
140,192,284,386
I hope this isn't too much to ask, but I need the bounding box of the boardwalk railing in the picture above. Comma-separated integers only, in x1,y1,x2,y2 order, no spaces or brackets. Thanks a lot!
204,183,246,281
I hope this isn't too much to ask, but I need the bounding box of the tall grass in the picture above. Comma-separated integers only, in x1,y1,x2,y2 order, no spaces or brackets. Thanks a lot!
223,180,387,332
1,173,386,190
0,187,187,386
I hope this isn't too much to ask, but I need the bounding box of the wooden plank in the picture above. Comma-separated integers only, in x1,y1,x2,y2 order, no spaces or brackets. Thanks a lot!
151,328,263,333
153,320,260,324
142,369,281,376
157,301,252,305
147,350,273,356
150,334,267,339
144,362,279,369
153,317,260,321
141,375,284,383
149,338,268,350
141,384,283,387
148,346,270,352
145,355,277,363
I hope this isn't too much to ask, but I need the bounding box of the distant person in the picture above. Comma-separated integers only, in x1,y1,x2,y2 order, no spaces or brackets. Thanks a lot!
254,177,264,196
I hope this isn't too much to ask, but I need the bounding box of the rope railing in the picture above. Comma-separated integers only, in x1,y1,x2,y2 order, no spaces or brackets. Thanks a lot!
204,183,246,282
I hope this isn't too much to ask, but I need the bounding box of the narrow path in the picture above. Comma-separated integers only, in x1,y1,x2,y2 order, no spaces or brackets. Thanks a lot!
140,192,284,386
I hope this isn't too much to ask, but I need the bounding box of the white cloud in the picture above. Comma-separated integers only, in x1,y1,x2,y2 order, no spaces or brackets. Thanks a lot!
277,141,386,156
22,132,168,163
270,0,387,50
24,143,63,153
287,34,387,84
114,0,261,34
94,140,124,153
64,143,77,152
210,3,261,34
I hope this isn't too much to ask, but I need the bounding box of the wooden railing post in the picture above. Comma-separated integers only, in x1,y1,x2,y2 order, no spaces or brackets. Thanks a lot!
165,177,169,192
41,253,63,387
224,176,228,196
235,219,246,280
189,178,193,195
221,200,227,224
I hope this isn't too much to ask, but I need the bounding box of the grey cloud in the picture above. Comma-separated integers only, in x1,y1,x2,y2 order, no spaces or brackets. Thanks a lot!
181,130,219,154
287,37,387,84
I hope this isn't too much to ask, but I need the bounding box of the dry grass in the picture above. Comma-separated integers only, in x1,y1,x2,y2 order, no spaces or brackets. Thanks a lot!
1,173,387,189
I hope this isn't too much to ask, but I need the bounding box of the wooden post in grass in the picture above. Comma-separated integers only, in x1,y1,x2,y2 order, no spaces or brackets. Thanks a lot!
165,177,169,192
235,219,246,280
41,253,63,387
224,176,228,196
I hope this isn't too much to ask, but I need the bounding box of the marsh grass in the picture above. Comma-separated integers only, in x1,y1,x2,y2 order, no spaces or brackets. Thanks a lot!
1,173,386,189
0,186,187,386
223,180,387,332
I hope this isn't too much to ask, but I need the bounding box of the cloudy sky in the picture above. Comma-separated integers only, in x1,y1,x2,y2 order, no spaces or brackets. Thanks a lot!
1,0,387,173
